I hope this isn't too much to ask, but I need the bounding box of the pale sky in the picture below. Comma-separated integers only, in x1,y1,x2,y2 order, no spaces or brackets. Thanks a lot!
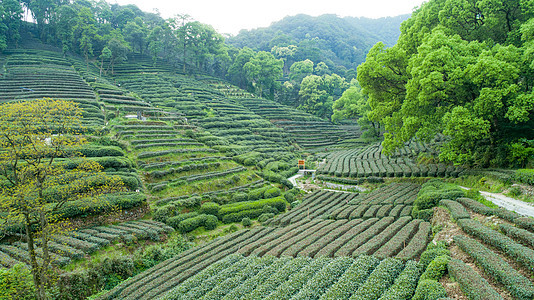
112,0,426,35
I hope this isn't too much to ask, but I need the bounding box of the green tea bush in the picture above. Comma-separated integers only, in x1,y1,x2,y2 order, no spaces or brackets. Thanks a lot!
412,279,447,300
447,258,502,300
258,213,275,223
242,217,252,227
264,187,281,198
414,180,464,211
454,235,534,299
439,200,470,220
178,214,218,233
199,202,220,217
231,192,248,202
420,255,449,281
166,212,199,229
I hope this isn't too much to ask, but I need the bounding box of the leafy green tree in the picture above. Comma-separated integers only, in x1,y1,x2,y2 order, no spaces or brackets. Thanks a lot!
99,46,112,76
358,0,534,166
73,7,100,67
228,47,255,89
314,61,331,76
271,44,297,75
104,29,130,74
0,5,8,52
289,59,314,84
21,0,57,40
0,99,124,300
243,51,283,98
124,17,147,54
298,75,332,118
53,4,78,56
0,0,23,48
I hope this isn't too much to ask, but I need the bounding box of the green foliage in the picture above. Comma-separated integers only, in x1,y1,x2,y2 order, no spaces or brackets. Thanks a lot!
447,258,503,300
457,218,534,272
420,255,449,281
298,74,348,119
243,51,283,97
418,243,450,271
166,212,199,229
415,180,465,210
264,187,281,198
439,199,470,220
379,260,421,300
227,14,406,71
0,264,36,300
512,169,534,185
241,217,252,227
412,279,447,300
199,202,221,217
178,214,218,233
357,0,534,167
454,235,534,299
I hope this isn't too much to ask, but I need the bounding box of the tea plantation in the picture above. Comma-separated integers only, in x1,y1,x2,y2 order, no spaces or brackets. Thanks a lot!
1,41,533,300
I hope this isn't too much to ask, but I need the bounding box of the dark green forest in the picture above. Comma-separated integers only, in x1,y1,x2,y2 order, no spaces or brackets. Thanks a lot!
227,14,409,71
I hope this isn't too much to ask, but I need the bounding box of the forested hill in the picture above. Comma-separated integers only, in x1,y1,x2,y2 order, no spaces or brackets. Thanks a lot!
226,14,409,71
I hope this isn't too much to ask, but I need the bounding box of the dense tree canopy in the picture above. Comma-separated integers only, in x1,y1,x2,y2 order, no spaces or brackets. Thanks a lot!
357,0,534,166
227,14,408,72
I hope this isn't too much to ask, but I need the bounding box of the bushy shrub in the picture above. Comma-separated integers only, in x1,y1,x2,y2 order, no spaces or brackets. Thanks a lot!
414,180,464,211
166,212,199,229
412,208,434,221
420,255,449,281
412,279,447,300
199,202,220,216
258,213,275,223
222,209,263,223
513,169,534,185
242,217,252,227
218,197,287,219
448,258,502,300
418,244,450,271
232,192,248,202
264,187,281,198
204,215,218,230
247,187,268,200
439,199,470,220
454,235,534,299
178,214,218,233
0,263,35,300
514,217,534,232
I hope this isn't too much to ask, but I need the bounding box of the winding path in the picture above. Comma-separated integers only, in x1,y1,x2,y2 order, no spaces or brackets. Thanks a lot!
461,187,534,218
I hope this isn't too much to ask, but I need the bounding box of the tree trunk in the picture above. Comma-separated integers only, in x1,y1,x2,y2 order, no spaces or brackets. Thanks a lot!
40,212,51,290
25,214,46,300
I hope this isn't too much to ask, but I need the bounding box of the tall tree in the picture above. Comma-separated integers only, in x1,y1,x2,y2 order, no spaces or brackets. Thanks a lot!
0,99,124,300
357,0,534,166
73,6,100,67
228,47,255,89
243,51,283,98
0,0,23,48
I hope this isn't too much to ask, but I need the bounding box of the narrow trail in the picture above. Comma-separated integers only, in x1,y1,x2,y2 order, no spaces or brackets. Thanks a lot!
460,186,534,218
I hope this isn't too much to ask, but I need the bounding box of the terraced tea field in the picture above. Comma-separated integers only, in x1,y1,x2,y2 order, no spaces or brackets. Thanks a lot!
101,184,435,299
0,220,172,268
318,142,463,180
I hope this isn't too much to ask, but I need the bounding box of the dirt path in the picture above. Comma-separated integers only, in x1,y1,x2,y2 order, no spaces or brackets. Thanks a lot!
460,186,534,218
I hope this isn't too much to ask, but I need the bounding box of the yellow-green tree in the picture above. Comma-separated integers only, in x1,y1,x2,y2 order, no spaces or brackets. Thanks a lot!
0,99,124,299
